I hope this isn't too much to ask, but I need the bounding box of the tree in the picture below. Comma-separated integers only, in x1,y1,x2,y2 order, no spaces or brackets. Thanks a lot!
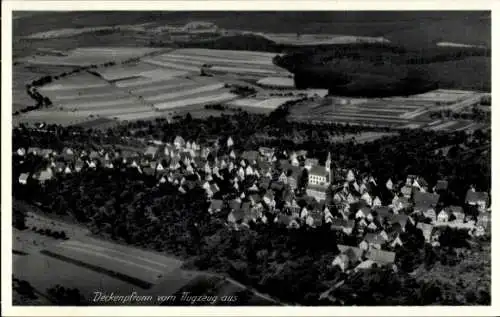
298,168,309,192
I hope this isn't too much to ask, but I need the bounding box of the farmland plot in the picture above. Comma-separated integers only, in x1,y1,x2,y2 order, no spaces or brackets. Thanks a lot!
130,80,201,96
228,96,300,110
173,48,280,60
147,83,225,102
143,83,225,102
257,77,295,88
114,70,191,88
142,58,202,72
94,63,159,81
21,47,162,66
58,97,141,109
112,111,166,121
73,106,152,117
12,110,95,127
154,92,239,111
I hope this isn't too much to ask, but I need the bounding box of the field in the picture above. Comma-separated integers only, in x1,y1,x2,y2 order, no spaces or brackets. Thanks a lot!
258,33,390,46
13,64,75,112
42,238,183,288
142,48,292,79
226,96,301,113
289,89,488,131
19,47,162,67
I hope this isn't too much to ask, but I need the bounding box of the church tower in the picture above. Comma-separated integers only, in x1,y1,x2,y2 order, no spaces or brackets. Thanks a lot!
325,152,332,184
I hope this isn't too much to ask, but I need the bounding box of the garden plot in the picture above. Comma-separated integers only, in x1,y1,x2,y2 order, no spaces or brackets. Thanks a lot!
154,92,239,111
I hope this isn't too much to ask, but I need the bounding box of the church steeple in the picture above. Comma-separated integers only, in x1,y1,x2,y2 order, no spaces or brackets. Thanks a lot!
326,152,332,184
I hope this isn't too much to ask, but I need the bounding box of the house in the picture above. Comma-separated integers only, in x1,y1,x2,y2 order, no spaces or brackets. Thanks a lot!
227,136,234,148
208,199,223,214
476,213,490,232
361,192,373,206
392,196,410,213
144,146,158,158
174,136,186,149
436,209,450,222
366,249,396,266
306,184,327,201
332,245,363,272
360,233,386,250
18,173,29,185
258,147,274,159
27,147,41,156
390,234,403,248
465,189,489,212
39,149,53,158
374,206,392,224
447,206,465,223
355,207,371,220
390,214,413,230
433,180,449,193
304,158,319,170
227,209,245,225
367,222,378,231
400,185,413,198
36,168,53,184
53,161,66,173
386,178,394,191
423,209,437,223
413,191,440,214
416,222,434,242
275,214,300,229
74,159,85,172
306,212,323,228
308,165,329,186
290,152,300,166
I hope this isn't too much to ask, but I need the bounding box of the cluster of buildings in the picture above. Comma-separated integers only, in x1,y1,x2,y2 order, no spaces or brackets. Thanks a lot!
15,134,491,273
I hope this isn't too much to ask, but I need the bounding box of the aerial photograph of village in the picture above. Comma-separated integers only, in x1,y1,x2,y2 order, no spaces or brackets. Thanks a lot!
10,10,491,307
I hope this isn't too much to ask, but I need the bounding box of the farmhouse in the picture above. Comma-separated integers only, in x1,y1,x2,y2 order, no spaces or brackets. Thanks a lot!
18,173,29,185
465,189,489,212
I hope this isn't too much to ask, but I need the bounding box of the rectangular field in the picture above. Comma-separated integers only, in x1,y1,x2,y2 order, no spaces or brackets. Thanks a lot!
154,92,238,111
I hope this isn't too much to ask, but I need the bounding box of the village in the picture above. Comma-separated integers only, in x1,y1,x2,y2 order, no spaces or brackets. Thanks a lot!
14,130,491,276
